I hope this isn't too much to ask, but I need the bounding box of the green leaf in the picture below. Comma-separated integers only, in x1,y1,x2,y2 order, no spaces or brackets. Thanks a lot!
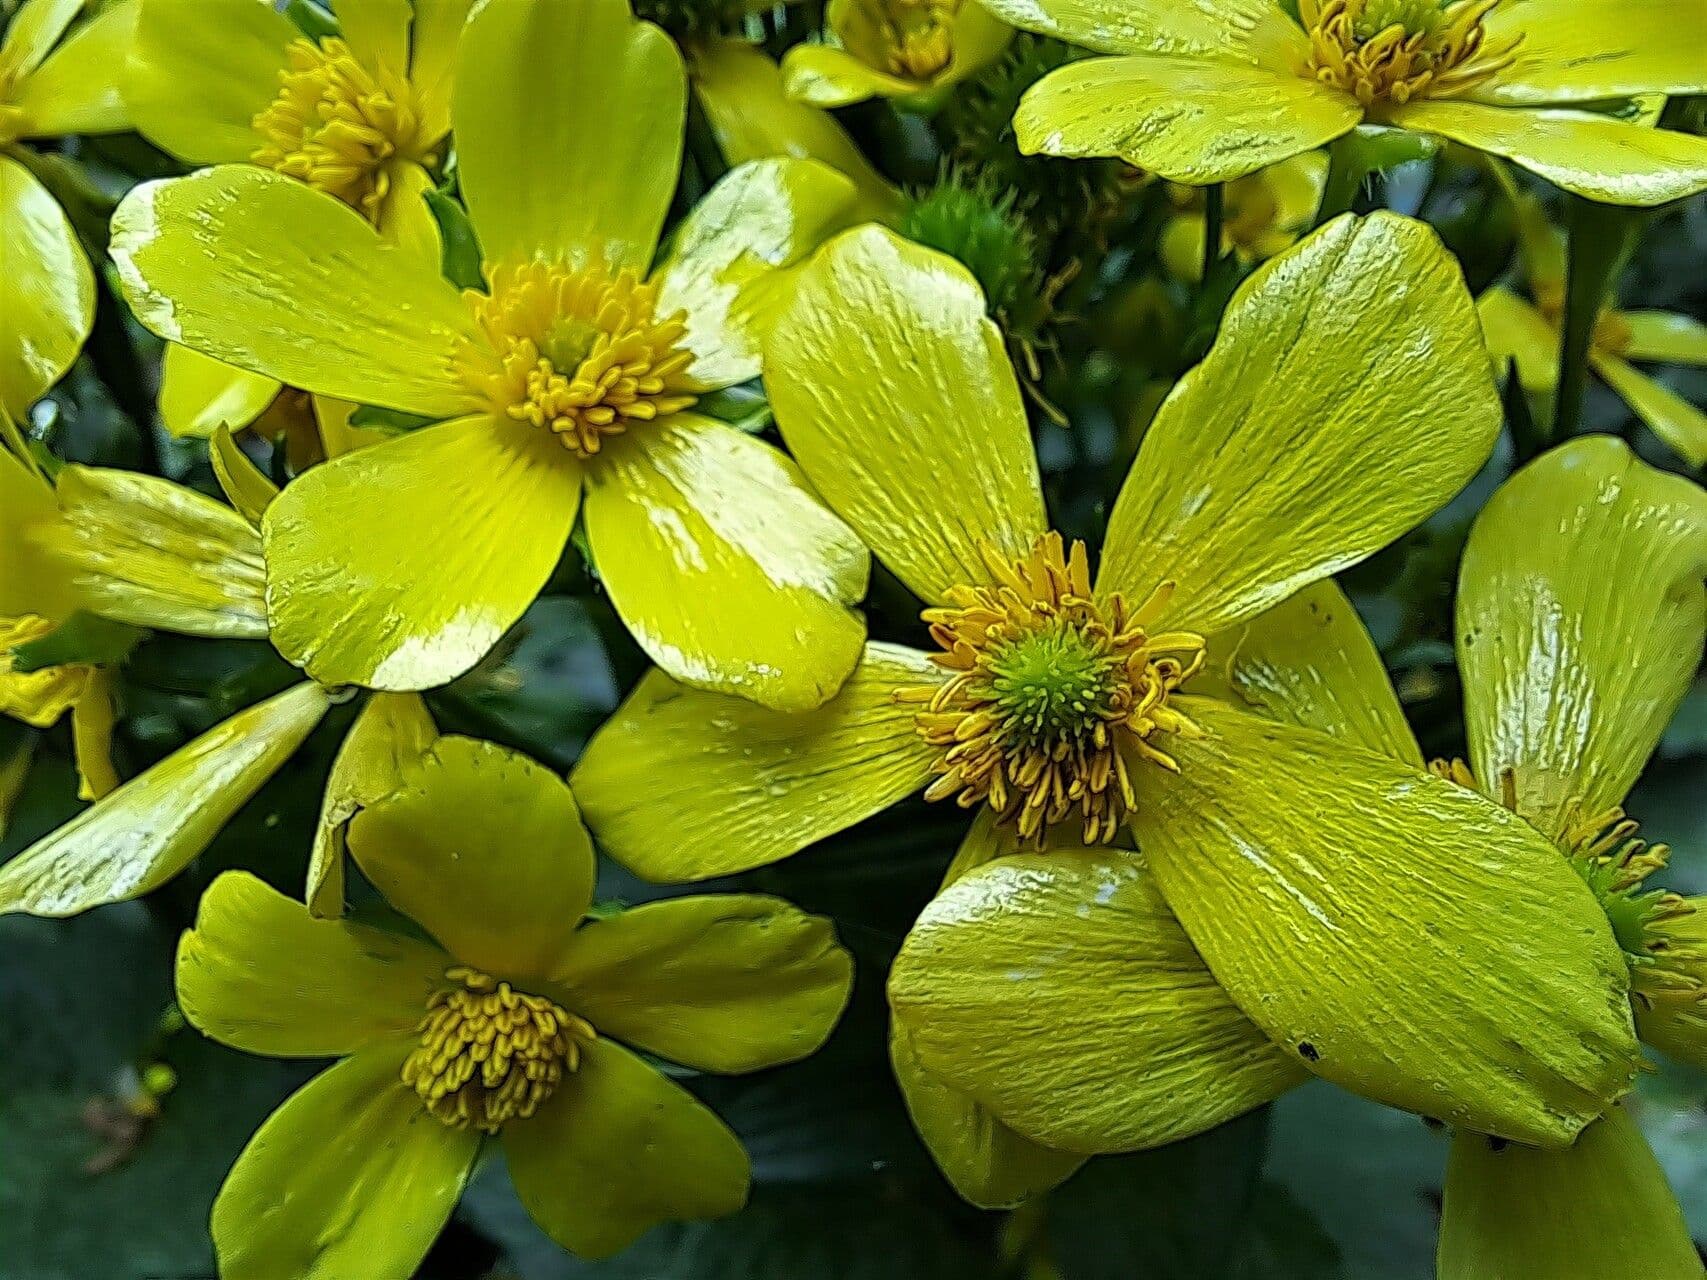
8,612,146,674
426,188,487,292
284,0,340,41
693,382,773,435
346,404,442,431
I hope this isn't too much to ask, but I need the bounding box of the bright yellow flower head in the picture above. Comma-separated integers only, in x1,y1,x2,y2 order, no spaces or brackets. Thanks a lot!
782,0,1013,107
988,0,1707,205
175,736,853,1273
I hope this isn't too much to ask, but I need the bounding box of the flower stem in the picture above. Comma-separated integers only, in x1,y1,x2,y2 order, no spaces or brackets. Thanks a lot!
1552,198,1643,442
1201,182,1224,286
1315,133,1363,226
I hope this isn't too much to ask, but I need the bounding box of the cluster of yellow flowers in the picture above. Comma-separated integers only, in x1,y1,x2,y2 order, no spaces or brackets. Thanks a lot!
2,0,1706,1275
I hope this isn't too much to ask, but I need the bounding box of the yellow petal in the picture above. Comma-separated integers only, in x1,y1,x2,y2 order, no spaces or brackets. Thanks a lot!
1133,696,1639,1148
549,895,853,1073
1478,0,1707,106
1388,101,1707,207
976,0,1304,59
1459,435,1707,837
943,3,1013,86
0,442,74,620
262,415,580,690
70,665,117,799
406,0,475,137
13,0,135,138
502,1036,748,1259
0,155,93,418
572,643,939,881
1622,310,1707,366
159,343,281,439
306,692,436,918
177,870,447,1057
211,1042,479,1280
373,157,441,265
110,166,480,417
0,682,330,917
124,0,296,163
781,43,919,107
336,0,412,74
891,848,1305,1154
584,416,868,712
1476,285,1560,391
767,225,1047,605
210,424,279,528
453,0,684,271
1015,55,1360,184
1438,1105,1699,1280
0,0,82,81
0,613,90,727
1098,213,1499,636
1593,352,1707,469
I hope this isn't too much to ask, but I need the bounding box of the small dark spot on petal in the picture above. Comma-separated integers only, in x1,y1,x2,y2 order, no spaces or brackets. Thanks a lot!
1297,1041,1320,1062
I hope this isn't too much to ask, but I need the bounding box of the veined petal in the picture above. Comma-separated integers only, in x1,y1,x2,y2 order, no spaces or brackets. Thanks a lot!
1478,0,1707,106
1097,213,1499,635
781,44,918,107
1438,1105,1699,1280
1477,285,1560,391
0,682,331,918
976,0,1304,60
1593,352,1707,469
177,870,446,1058
110,167,480,416
1388,101,1707,207
1459,436,1707,838
454,0,684,271
13,0,135,136
571,644,940,881
583,416,868,712
1622,310,1707,366
1134,696,1640,1148
336,0,412,74
211,1043,479,1280
159,344,281,439
1014,55,1360,184
502,1036,748,1259
347,736,595,981
262,415,581,691
549,895,853,1073
0,0,82,81
767,225,1047,605
0,155,93,418
891,849,1305,1154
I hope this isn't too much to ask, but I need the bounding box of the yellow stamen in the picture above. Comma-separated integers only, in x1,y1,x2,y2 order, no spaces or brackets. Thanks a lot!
1297,0,1521,109
0,614,93,728
868,0,959,80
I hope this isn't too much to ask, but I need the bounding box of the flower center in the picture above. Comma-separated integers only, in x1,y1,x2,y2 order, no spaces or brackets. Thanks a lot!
454,262,698,459
1299,0,1520,108
401,966,594,1133
897,533,1205,844
872,0,959,80
0,614,93,727
250,37,432,221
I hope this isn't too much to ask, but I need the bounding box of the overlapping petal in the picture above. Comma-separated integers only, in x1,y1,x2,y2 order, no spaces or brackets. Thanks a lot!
0,155,94,418
1477,0,1707,106
976,0,1303,61
159,344,281,440
1476,285,1559,390
11,0,135,137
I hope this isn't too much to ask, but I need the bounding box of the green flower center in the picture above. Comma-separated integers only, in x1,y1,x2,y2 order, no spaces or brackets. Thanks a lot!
988,621,1122,749
1352,0,1448,41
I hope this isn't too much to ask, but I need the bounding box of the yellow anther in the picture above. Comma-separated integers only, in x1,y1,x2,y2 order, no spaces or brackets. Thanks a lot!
1298,0,1521,109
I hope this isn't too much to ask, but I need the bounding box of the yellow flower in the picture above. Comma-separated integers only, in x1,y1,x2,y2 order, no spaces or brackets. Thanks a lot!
1159,152,1329,282
782,0,1012,107
989,0,1707,205
571,213,1643,1190
111,0,876,711
175,736,854,1273
0,0,136,418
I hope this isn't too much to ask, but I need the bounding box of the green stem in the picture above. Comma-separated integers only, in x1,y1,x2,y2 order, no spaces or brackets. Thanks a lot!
1201,182,1224,286
1552,198,1643,442
1314,133,1363,227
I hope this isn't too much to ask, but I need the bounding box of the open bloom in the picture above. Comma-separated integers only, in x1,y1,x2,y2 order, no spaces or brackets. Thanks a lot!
988,0,1707,206
573,214,1642,1182
176,736,853,1273
781,0,1011,107
111,0,874,711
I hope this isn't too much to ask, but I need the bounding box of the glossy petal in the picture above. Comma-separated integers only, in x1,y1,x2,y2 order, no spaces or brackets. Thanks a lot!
212,1044,479,1280
503,1036,748,1259
1389,101,1707,207
1015,55,1360,184
550,895,852,1073
572,644,940,881
1623,310,1707,366
0,155,93,417
1459,436,1707,838
584,416,868,712
177,870,446,1057
1134,696,1640,1148
210,424,280,528
262,415,580,691
13,0,135,136
0,0,81,80
781,44,917,107
1476,285,1559,391
454,0,684,271
0,682,330,917
891,849,1304,1154
159,344,281,439
768,225,1047,605
1594,352,1707,469
975,0,1303,59
0,443,73,619
347,736,594,980
1478,0,1707,106
1438,1105,1699,1280
1098,213,1499,635
110,167,480,416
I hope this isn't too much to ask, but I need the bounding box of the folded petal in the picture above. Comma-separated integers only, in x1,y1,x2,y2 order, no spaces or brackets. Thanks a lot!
1593,352,1707,469
0,682,330,917
110,166,480,416
976,0,1303,60
781,44,917,107
891,849,1305,1154
767,225,1047,605
1014,55,1360,184
262,415,581,690
1388,101,1707,207
1478,0,1707,106
1133,696,1640,1148
1622,310,1707,366
211,1043,479,1280
454,0,683,271
159,343,281,439
572,644,940,881
210,424,279,527
1476,285,1560,391
502,1036,748,1259
13,0,134,136
177,870,447,1058
347,736,595,980
584,416,868,712
1098,213,1498,636
0,155,93,418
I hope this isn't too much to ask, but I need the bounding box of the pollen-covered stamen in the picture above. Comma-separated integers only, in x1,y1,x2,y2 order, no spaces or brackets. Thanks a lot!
251,37,432,221
872,0,959,80
401,965,595,1133
454,263,697,459
897,533,1205,845
1299,0,1521,108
